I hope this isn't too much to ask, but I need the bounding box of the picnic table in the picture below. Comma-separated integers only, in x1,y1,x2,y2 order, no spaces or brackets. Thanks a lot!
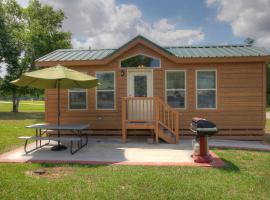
19,123,90,154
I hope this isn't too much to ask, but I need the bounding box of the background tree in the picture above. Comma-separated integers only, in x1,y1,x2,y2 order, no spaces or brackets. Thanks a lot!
24,0,71,70
0,0,26,112
0,1,20,63
243,38,270,107
244,37,255,46
0,0,71,112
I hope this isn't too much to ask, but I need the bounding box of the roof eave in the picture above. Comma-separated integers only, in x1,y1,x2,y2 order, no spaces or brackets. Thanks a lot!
35,55,270,68
104,35,174,58
101,35,176,63
173,55,270,64
35,59,106,67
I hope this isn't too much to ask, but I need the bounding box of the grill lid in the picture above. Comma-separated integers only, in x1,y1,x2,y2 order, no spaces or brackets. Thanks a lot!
192,117,216,128
196,120,216,129
191,117,218,136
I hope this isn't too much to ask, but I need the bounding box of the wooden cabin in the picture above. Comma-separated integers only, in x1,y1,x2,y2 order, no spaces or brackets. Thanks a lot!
36,35,270,142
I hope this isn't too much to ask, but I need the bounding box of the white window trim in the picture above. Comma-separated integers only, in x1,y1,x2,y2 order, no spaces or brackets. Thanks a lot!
195,69,217,110
68,89,88,111
119,53,161,69
165,70,187,109
95,71,116,110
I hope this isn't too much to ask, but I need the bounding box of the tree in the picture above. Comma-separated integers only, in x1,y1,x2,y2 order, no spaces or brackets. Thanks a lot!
244,38,255,46
0,0,26,112
1,0,71,112
24,0,71,70
0,2,19,63
0,76,3,97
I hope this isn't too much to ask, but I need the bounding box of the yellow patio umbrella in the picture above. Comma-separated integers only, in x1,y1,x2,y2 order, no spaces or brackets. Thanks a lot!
11,64,99,151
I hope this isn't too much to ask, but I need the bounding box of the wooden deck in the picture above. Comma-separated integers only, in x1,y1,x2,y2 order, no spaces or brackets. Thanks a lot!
122,97,179,144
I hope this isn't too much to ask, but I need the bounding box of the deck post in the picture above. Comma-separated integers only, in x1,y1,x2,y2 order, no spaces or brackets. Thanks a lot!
122,98,127,143
155,98,159,143
175,112,179,143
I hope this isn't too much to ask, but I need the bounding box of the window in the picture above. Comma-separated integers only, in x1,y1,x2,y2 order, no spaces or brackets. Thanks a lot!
121,54,160,68
166,70,186,108
196,70,217,109
134,75,147,97
69,89,87,110
96,71,115,110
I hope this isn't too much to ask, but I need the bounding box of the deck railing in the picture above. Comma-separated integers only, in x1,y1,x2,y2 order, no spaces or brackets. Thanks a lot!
122,97,179,143
156,98,179,141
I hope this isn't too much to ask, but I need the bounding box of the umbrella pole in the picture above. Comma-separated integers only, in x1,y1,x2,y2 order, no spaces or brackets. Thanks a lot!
51,80,67,151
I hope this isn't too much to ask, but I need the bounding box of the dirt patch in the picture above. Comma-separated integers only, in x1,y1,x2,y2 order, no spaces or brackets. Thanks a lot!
25,167,74,179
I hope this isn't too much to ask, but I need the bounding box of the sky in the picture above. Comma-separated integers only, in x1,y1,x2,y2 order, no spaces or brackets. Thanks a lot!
15,0,270,49
1,0,269,77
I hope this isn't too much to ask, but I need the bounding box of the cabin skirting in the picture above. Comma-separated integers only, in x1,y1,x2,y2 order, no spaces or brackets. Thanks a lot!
47,128,266,140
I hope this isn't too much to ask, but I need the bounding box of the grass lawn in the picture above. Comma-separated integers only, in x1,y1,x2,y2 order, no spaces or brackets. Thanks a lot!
0,101,44,153
0,102,269,199
0,150,269,199
0,100,44,112
0,112,44,153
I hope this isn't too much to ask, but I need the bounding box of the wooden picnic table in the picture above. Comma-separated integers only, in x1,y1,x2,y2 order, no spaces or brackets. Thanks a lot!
19,123,90,154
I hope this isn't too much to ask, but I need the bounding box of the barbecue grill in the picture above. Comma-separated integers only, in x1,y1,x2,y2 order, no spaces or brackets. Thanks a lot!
190,117,218,163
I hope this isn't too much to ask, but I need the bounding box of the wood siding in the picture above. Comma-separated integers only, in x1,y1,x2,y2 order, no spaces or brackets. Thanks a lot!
44,43,266,137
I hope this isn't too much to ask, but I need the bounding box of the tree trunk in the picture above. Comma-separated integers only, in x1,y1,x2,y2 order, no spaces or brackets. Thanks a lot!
12,89,20,113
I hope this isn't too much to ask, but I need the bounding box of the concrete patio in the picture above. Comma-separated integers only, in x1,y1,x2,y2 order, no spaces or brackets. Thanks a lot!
0,137,196,165
1,136,268,167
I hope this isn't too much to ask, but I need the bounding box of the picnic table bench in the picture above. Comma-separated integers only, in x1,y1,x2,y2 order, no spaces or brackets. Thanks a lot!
19,123,90,155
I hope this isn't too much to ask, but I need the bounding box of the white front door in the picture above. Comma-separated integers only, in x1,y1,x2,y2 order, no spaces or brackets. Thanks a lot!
127,70,153,121
127,70,153,97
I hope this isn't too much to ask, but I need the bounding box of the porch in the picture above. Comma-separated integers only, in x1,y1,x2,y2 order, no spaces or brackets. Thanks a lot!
122,97,180,144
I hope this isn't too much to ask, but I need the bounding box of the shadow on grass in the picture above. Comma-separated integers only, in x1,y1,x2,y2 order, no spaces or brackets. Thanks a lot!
211,148,240,172
218,158,240,172
0,112,44,120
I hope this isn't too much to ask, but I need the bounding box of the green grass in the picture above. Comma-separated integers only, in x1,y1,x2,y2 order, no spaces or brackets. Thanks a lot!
0,101,45,153
0,100,44,112
0,112,44,153
0,102,269,199
0,150,269,200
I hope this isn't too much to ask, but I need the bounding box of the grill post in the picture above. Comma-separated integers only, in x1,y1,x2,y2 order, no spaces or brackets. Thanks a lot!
190,117,218,163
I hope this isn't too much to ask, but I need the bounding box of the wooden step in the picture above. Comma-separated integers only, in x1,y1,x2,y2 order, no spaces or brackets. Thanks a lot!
122,97,179,144
126,121,156,129
158,129,177,144
163,130,176,140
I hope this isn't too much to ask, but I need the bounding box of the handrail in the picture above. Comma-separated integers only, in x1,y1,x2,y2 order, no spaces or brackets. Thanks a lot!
122,97,180,143
155,97,179,138
123,97,155,100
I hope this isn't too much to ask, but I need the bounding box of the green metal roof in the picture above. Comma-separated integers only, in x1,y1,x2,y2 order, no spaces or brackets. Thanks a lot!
37,49,116,62
165,45,270,58
36,36,270,62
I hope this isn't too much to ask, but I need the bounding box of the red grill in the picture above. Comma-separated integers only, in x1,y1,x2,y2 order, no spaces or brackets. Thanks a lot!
190,117,218,163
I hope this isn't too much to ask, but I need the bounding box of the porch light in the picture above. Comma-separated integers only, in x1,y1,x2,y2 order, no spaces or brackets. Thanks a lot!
121,69,125,76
